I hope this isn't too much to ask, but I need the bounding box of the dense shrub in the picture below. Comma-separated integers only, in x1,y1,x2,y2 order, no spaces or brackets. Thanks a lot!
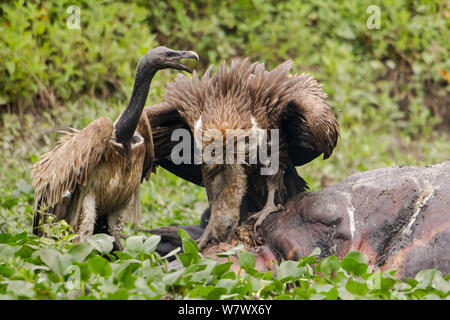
1,0,449,130
143,0,449,133
0,230,448,300
0,0,155,115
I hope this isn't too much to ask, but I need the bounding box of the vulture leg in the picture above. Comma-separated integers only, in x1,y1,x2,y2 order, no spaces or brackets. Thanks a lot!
107,208,128,251
77,193,97,242
249,173,284,231
196,218,216,250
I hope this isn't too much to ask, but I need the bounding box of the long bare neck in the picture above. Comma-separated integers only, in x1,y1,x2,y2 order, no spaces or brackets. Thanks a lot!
114,60,156,143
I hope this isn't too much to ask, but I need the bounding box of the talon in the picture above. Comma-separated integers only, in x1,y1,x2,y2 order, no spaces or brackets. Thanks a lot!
250,205,283,233
196,224,216,251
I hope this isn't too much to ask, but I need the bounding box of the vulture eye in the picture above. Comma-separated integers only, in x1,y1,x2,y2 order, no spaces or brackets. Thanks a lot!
166,52,177,58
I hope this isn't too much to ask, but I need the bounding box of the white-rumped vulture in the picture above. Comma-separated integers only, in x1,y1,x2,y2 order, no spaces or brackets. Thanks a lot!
32,46,199,250
144,58,339,249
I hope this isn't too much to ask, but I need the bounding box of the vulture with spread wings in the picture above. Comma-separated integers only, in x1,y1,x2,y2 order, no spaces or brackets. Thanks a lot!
145,58,339,249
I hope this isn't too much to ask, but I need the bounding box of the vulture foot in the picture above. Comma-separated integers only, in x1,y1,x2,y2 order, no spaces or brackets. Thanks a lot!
112,236,123,252
249,203,284,232
196,222,217,251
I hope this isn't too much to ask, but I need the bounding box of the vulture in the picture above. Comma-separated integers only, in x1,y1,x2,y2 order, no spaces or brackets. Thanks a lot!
145,58,339,249
31,46,199,250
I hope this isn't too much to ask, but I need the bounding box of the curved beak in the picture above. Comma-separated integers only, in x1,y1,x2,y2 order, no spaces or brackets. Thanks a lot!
169,50,200,73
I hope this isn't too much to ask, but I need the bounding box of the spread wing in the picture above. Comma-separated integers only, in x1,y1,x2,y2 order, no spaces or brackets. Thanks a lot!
144,103,203,186
32,116,114,231
281,73,339,166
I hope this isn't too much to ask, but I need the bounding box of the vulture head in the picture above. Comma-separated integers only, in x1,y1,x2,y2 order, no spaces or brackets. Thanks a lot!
144,46,199,73
115,47,199,146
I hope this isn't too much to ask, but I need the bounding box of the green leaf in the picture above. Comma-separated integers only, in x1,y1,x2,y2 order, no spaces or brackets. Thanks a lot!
340,251,369,276
68,242,93,262
35,248,71,277
277,260,302,281
238,250,256,271
7,280,35,299
415,269,447,291
215,278,236,292
87,234,114,255
0,265,14,277
368,271,397,292
318,256,340,275
177,228,201,266
431,272,450,293
212,261,233,277
142,235,161,254
106,288,129,300
297,247,320,266
0,234,15,244
0,244,20,260
125,235,145,255
345,279,369,296
206,287,227,299
114,261,140,288
88,256,112,278
188,285,215,298
162,269,184,286
113,251,135,260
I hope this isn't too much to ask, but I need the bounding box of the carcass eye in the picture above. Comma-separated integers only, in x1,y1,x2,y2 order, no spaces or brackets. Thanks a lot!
225,224,233,234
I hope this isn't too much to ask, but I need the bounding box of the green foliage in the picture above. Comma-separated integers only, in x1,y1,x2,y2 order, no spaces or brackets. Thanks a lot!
144,0,449,134
0,0,155,114
0,231,448,300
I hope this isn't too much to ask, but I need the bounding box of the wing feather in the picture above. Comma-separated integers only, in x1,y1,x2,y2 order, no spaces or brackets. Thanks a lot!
32,116,114,212
281,73,339,166
144,103,204,186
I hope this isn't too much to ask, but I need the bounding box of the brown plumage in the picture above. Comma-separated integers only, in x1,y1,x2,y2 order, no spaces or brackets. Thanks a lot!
145,58,339,249
32,47,199,249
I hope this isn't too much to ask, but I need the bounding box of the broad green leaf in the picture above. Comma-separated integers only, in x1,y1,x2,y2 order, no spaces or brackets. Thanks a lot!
238,250,256,271
0,244,20,260
87,234,114,255
114,261,140,288
415,269,436,289
431,272,450,293
68,242,93,262
206,287,227,299
106,288,129,300
35,248,71,277
0,265,14,277
162,269,184,286
276,260,302,281
212,261,233,277
88,256,112,278
318,256,340,275
125,235,145,255
142,235,161,254
7,280,35,299
345,279,369,296
341,251,369,276
215,278,236,292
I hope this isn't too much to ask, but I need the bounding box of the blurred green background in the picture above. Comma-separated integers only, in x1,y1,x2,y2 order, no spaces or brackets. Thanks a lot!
0,0,449,234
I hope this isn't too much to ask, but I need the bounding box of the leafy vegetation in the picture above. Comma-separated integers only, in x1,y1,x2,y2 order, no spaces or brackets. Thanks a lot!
0,0,449,300
1,229,448,300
